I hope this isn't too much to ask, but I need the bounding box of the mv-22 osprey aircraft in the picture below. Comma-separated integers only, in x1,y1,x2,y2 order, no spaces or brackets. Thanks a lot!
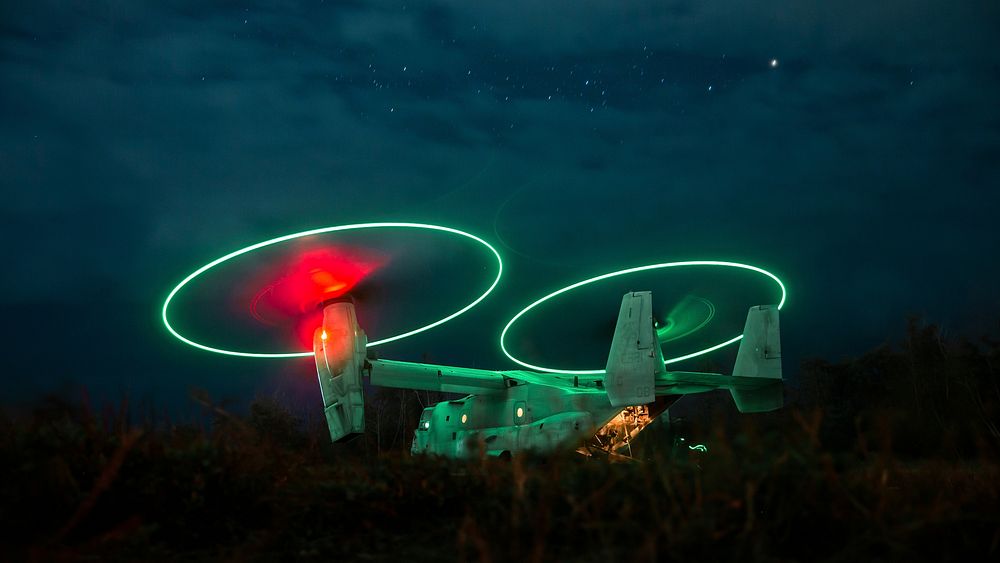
314,291,782,459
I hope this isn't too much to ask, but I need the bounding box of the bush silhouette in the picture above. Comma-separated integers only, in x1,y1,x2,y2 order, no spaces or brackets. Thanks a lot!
0,318,998,561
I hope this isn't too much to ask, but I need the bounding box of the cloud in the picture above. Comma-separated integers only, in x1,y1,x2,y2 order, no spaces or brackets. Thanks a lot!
432,1,999,64
0,0,997,378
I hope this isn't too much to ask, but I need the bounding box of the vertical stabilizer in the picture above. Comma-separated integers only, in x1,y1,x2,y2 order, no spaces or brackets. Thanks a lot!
730,305,783,412
314,301,367,442
605,291,656,407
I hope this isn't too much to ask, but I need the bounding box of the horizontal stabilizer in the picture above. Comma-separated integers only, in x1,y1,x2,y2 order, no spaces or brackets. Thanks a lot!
730,383,783,413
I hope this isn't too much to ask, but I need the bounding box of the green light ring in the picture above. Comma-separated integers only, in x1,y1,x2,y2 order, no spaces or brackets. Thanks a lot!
500,261,786,374
163,222,503,358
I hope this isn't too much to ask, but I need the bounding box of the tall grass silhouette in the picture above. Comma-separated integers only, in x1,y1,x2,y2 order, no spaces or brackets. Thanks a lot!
1,319,997,561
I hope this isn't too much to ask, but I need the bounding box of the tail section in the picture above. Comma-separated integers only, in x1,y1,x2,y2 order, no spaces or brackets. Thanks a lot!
314,300,368,442
729,305,783,413
605,291,656,407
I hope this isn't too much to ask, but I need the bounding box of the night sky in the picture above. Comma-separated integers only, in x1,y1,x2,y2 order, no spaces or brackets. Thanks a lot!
2,1,998,409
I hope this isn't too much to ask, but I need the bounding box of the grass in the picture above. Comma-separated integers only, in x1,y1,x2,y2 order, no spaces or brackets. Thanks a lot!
2,320,998,561
0,394,997,562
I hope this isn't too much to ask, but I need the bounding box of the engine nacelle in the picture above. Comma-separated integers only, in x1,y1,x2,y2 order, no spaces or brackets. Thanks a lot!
314,300,367,442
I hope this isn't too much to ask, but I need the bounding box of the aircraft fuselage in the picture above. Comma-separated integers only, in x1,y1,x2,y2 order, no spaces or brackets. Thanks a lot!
409,384,621,458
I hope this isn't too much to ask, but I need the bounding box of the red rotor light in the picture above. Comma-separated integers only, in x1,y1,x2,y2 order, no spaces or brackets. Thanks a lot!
161,222,504,358
249,247,383,322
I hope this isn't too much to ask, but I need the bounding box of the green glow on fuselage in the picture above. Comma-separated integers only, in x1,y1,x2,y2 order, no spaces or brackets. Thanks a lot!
499,261,786,374
162,222,503,358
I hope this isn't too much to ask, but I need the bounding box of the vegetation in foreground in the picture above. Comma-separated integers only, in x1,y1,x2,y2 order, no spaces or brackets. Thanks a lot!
1,320,998,562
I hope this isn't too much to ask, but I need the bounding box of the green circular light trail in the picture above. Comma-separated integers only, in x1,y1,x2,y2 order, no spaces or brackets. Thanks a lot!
500,261,786,374
163,222,503,358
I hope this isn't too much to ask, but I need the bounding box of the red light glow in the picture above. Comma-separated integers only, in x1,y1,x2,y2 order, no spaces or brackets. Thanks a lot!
245,246,385,347
295,310,325,349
